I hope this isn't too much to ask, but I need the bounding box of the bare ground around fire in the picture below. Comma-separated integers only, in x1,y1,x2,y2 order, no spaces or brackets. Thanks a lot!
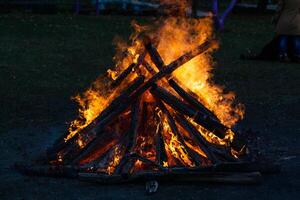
0,14,299,199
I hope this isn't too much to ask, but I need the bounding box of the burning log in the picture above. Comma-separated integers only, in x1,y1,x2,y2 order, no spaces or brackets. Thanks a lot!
47,76,145,161
156,98,203,166
114,100,141,175
143,61,156,75
154,107,167,167
145,42,165,69
168,79,219,121
150,85,228,139
174,113,219,164
111,53,146,87
111,63,135,87
128,39,216,100
130,153,164,170
175,114,240,163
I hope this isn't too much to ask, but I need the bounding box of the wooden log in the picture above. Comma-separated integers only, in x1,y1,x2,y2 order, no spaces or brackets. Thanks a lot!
111,63,135,87
128,39,216,101
143,61,156,75
145,42,165,69
59,104,131,164
47,76,145,160
154,110,167,167
111,53,145,87
15,163,80,178
156,99,203,166
151,85,228,139
168,79,219,121
15,161,279,180
174,113,237,163
96,76,145,122
174,113,219,164
129,153,164,170
79,171,262,184
70,132,119,165
114,100,141,175
214,161,281,174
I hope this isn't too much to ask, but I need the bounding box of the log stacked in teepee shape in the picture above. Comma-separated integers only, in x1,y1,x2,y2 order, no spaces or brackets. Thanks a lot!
16,38,281,186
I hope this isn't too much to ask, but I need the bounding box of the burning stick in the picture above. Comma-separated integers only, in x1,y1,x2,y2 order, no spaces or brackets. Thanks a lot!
175,114,240,163
111,53,146,87
47,76,145,161
144,42,221,127
154,107,167,167
128,39,216,99
114,100,141,175
155,98,203,166
168,79,220,121
150,85,228,139
174,114,218,164
145,42,165,69
143,61,156,75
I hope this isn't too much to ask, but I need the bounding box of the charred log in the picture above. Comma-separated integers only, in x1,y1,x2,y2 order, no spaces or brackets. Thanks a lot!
145,42,165,69
47,76,145,161
156,99,203,166
111,53,146,87
128,39,216,100
114,100,141,175
174,113,219,164
168,79,219,121
151,85,228,139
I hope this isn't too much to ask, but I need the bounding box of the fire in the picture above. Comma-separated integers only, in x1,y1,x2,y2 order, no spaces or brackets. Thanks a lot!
58,0,245,173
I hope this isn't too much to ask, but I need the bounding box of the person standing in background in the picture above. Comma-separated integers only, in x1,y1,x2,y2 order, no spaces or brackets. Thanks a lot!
276,0,300,62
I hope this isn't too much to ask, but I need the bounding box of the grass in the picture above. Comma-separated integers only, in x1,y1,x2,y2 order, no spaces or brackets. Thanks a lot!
0,13,299,133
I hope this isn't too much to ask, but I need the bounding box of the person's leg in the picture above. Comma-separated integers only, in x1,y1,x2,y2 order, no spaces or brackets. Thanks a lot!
278,35,289,61
292,36,300,62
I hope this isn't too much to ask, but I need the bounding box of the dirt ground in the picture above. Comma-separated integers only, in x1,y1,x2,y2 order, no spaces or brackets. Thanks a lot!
0,14,299,199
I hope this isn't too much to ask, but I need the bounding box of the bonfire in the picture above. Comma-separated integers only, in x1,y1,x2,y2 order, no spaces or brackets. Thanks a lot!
16,0,280,194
